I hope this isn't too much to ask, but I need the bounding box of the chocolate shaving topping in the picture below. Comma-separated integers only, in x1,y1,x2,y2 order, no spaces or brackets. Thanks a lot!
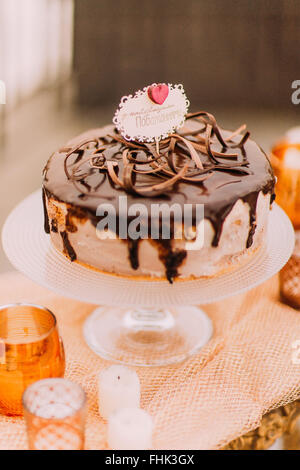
62,112,251,198
60,231,77,262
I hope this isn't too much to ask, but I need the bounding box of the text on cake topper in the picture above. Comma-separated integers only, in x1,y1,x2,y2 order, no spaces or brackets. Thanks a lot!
113,83,190,143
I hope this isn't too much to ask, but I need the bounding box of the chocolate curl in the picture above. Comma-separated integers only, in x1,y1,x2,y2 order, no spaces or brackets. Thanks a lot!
64,138,98,179
232,131,251,149
163,149,213,183
70,150,108,189
63,110,252,198
187,111,228,148
145,141,170,159
122,148,129,166
180,138,238,160
108,134,145,150
155,138,160,156
89,153,106,169
133,158,169,175
211,150,239,160
72,150,106,176
187,111,250,152
134,163,189,197
171,134,204,169
133,165,169,175
225,124,247,142
182,172,213,182
126,149,164,165
169,137,176,153
179,125,206,137
106,161,124,188
70,150,108,197
205,125,244,162
204,125,218,164
122,162,137,193
71,156,95,180
161,164,213,183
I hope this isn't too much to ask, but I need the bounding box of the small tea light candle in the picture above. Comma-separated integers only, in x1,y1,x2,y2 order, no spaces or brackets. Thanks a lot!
98,365,140,419
107,407,153,450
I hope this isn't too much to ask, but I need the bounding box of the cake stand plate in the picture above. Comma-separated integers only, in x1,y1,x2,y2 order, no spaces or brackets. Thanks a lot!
2,190,295,366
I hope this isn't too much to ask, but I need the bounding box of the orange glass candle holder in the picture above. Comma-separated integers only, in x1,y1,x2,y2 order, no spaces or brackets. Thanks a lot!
279,231,300,310
23,378,86,450
0,303,65,415
271,142,300,228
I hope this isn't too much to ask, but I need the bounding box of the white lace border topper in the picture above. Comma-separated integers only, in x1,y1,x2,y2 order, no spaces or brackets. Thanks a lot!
113,83,190,143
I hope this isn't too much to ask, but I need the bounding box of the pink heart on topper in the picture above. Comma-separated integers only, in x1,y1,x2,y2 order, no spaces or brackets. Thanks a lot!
147,84,169,105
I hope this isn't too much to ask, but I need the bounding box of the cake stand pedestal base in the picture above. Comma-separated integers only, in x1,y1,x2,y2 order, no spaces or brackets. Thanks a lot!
83,306,213,366
2,192,295,367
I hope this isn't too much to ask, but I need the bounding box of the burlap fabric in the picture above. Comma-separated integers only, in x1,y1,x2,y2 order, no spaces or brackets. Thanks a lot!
0,271,299,450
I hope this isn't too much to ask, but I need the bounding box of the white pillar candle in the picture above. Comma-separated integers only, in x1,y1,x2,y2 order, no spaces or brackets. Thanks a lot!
107,407,153,450
98,365,140,419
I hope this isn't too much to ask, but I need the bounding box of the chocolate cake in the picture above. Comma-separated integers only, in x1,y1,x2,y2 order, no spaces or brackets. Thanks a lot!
42,111,275,283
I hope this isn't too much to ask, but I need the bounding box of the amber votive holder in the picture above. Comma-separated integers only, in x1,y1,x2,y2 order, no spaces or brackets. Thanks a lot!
279,230,300,310
0,303,65,415
271,142,300,229
23,378,87,450
271,141,300,308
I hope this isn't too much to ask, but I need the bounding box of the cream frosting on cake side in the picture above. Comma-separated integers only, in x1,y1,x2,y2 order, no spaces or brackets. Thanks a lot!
44,190,270,279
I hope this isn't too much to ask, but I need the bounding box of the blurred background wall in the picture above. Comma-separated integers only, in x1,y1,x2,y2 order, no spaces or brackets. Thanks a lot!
0,0,299,272
0,0,74,110
74,0,300,111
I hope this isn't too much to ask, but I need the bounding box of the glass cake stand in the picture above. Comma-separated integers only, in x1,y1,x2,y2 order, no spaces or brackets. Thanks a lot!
2,190,295,366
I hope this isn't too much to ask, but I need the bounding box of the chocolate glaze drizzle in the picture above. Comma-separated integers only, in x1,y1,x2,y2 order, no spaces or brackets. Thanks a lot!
43,111,275,282
60,231,77,262
42,188,50,234
51,218,58,233
153,239,187,283
127,239,139,271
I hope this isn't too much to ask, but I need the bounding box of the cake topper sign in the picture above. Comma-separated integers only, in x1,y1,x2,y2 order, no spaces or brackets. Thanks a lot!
113,83,190,143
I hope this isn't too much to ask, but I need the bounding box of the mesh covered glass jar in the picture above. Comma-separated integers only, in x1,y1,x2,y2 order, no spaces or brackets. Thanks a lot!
271,128,300,309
